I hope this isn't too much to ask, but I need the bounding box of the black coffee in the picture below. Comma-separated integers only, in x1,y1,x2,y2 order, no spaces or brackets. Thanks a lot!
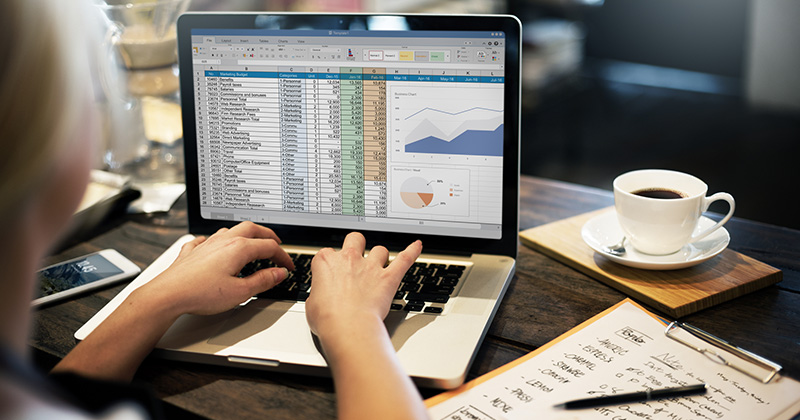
632,188,686,199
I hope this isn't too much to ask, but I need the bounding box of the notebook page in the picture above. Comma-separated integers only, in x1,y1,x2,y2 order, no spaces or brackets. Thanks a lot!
427,300,800,420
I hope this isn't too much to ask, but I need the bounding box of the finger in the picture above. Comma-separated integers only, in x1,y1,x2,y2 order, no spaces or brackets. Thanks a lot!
227,221,282,243
340,232,366,254
385,240,423,278
365,245,389,266
229,237,295,272
251,239,295,271
242,267,290,295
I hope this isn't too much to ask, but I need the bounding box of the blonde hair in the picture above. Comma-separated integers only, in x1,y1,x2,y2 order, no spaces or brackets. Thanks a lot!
0,0,95,220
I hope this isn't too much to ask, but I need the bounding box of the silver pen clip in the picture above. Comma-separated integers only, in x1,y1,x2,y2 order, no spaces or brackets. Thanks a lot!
665,321,782,384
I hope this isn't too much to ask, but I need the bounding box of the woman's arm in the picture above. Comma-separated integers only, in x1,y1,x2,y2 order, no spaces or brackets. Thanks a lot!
53,225,429,419
305,232,428,420
52,222,294,381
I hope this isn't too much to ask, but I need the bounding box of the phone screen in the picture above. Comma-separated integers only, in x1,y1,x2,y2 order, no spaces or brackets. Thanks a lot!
37,254,124,298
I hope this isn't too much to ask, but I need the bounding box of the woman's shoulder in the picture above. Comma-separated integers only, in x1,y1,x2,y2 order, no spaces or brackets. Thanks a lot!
2,375,149,420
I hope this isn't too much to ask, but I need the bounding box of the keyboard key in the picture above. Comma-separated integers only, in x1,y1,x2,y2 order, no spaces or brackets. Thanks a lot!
256,288,309,302
295,254,313,266
419,284,454,295
419,276,439,285
424,306,443,314
407,274,425,284
410,262,426,274
405,292,449,303
445,265,465,274
399,282,419,293
404,301,424,312
417,267,437,277
440,277,459,287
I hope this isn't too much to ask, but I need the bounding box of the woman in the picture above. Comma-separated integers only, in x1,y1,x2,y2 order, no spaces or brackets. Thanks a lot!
0,0,427,418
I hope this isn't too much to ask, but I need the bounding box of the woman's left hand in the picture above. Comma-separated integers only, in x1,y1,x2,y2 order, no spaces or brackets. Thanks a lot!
144,221,296,316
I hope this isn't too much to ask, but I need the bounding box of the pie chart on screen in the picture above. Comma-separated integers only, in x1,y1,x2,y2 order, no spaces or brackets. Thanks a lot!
400,176,434,209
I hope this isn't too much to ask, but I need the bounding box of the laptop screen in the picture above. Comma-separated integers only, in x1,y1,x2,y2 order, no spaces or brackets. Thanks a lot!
188,27,506,240
178,14,520,257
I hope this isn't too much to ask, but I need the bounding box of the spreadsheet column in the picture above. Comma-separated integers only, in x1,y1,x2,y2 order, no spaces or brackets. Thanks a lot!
340,67,365,216
278,68,309,212
318,68,344,214
363,67,388,218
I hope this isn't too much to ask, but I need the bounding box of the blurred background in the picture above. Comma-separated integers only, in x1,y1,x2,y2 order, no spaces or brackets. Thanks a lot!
187,0,800,229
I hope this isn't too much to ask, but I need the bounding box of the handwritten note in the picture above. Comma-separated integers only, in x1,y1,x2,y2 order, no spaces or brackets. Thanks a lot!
427,300,800,420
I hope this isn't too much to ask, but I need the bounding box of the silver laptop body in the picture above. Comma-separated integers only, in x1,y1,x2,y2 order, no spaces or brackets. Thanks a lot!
77,13,521,389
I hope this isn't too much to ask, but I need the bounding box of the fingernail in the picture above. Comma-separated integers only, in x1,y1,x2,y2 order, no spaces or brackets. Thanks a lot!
276,267,289,282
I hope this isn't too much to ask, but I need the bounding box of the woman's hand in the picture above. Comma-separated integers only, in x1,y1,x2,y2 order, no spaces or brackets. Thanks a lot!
55,221,296,381
304,232,428,420
143,221,295,316
305,232,422,340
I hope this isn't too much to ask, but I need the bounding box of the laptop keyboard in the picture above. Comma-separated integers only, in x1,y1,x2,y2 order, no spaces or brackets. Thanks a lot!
239,253,467,314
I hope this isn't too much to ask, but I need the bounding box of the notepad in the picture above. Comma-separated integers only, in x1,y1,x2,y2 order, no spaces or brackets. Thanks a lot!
425,299,800,420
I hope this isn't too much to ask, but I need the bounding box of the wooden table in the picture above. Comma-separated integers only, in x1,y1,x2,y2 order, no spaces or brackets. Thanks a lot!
30,176,800,419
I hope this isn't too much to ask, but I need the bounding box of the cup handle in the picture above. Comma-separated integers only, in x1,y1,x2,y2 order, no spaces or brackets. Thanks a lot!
691,192,735,242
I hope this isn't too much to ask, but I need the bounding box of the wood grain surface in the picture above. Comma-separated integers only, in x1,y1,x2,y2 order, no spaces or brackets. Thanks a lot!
519,207,782,317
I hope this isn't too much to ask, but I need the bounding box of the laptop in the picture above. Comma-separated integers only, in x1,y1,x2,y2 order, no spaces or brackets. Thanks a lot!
77,13,521,389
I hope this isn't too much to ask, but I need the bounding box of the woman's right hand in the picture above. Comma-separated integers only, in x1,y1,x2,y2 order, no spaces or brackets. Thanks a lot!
305,231,422,342
304,232,428,420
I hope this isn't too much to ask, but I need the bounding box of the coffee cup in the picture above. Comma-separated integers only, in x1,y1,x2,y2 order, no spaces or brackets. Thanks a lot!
613,169,735,255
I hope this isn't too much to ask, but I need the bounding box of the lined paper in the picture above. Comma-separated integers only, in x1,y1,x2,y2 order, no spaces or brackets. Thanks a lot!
427,300,800,420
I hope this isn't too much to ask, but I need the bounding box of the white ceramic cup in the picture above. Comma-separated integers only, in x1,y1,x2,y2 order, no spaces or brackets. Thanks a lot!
613,169,735,255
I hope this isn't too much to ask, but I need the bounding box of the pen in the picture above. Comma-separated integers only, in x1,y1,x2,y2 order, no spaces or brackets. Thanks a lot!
554,384,708,409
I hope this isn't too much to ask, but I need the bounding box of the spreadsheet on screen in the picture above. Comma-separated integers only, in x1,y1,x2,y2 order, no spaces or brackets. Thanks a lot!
190,29,507,239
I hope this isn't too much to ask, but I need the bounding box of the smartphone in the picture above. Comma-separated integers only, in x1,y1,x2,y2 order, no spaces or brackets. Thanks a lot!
33,249,141,307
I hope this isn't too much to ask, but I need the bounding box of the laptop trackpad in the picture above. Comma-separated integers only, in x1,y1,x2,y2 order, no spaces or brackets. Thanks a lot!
208,300,437,357
207,300,319,356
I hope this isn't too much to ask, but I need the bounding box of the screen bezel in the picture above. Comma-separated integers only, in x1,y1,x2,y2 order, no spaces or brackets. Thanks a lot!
177,13,520,258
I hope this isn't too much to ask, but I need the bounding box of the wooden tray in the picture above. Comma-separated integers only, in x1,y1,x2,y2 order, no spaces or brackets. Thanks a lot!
519,207,783,318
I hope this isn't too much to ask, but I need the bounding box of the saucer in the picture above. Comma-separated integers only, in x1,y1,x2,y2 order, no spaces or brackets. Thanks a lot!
581,211,730,270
